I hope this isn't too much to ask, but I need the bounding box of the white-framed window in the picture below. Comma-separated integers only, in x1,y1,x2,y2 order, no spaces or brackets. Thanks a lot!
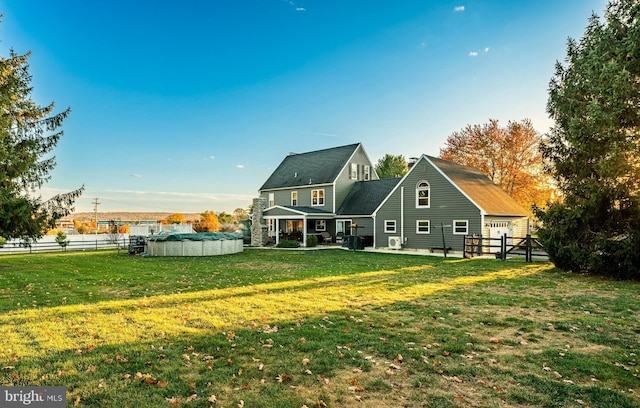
453,220,469,235
416,220,430,234
350,163,358,180
311,189,325,206
416,181,430,208
364,165,370,181
384,220,396,233
268,193,275,207
291,191,298,206
315,220,326,231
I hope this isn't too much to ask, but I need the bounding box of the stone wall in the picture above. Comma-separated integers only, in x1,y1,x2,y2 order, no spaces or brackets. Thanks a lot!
250,197,268,247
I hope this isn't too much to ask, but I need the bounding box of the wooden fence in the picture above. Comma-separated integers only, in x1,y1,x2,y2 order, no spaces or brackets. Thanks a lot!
463,234,548,262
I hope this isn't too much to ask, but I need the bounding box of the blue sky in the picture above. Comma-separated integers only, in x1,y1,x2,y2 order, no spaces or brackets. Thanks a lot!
0,0,606,213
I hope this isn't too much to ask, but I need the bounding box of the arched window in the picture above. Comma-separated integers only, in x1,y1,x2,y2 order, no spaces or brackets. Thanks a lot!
416,181,430,208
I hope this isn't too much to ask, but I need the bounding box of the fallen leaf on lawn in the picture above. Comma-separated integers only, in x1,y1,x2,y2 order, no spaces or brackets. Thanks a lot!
352,368,362,373
258,363,264,371
185,394,198,402
302,358,310,366
453,395,464,402
189,381,196,389
166,397,180,407
276,373,293,383
158,381,168,388
238,400,245,408
489,338,502,344
144,377,158,385
182,354,190,361
241,382,251,390
317,374,330,384
74,396,81,406
208,395,217,403
318,400,327,407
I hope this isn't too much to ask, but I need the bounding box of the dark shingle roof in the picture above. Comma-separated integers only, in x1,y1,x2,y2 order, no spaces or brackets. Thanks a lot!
427,156,529,216
260,143,360,190
337,178,401,216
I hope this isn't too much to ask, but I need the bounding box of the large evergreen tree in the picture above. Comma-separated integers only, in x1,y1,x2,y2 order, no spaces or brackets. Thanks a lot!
0,41,83,242
536,0,640,279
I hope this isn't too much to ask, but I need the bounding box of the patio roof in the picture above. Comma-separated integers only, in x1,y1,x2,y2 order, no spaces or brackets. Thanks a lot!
263,205,335,218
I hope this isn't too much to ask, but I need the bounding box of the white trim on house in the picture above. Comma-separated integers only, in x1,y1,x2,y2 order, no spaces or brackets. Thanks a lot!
452,219,469,235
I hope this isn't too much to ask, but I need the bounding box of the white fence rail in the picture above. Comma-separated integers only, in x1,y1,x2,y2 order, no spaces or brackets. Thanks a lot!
0,235,130,254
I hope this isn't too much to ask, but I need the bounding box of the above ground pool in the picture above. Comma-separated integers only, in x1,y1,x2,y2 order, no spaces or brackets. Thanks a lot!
146,232,243,256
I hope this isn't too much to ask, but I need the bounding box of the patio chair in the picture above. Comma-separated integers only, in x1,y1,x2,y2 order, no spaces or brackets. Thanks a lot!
321,231,333,244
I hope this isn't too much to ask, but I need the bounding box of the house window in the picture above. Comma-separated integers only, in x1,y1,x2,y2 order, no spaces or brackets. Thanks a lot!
268,193,275,207
453,220,469,235
311,189,325,206
384,220,396,233
416,181,430,208
364,165,370,181
350,163,358,180
291,191,298,206
315,220,326,231
417,220,430,234
286,220,303,232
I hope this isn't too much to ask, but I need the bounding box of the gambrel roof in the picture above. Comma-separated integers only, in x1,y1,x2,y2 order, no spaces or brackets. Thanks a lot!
426,156,528,216
337,178,401,216
260,143,360,191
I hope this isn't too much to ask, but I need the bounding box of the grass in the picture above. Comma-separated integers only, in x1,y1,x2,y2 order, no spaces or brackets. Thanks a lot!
0,248,639,407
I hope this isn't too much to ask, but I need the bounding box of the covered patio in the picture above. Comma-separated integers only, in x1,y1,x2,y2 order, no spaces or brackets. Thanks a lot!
263,206,335,247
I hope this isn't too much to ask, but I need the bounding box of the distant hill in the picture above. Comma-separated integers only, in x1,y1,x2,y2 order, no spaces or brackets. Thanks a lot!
62,212,202,223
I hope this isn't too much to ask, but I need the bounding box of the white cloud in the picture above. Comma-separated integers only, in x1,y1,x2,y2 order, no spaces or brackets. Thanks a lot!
484,47,490,53
469,51,478,57
454,6,465,12
130,173,142,178
236,164,245,169
296,7,306,11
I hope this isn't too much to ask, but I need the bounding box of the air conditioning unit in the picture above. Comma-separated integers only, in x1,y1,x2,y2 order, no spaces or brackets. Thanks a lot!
388,236,401,249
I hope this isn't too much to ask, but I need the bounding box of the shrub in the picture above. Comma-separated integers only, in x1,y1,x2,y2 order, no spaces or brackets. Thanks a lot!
277,239,300,248
306,235,317,247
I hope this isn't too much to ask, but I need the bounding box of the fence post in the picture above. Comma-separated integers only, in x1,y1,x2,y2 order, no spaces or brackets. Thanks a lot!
526,234,532,262
462,236,467,258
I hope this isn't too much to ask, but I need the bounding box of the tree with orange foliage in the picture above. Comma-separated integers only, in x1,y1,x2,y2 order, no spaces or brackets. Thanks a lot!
194,211,219,232
165,213,186,224
440,119,554,213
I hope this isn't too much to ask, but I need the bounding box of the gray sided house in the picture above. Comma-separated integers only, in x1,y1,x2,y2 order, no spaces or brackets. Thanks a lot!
253,143,529,252
373,155,529,252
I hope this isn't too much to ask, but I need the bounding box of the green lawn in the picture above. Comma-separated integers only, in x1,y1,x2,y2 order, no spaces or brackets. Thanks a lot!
0,249,638,407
